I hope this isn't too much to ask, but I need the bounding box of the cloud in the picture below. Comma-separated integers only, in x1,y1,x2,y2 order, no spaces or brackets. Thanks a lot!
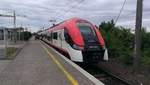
0,0,150,32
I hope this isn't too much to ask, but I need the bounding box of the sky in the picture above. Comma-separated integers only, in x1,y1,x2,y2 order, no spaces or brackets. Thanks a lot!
0,0,150,32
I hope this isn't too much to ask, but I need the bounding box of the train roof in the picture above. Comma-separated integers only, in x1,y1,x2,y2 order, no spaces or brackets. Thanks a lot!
41,17,105,46
47,17,90,31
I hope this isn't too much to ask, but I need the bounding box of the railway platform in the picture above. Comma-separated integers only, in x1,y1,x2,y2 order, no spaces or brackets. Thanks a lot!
0,39,104,85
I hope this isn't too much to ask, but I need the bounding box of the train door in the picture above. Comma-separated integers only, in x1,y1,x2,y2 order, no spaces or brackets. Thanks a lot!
52,31,59,46
46,32,52,43
61,29,67,49
57,30,62,47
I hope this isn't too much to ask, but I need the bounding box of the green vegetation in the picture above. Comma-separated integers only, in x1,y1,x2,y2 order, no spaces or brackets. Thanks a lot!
16,31,32,41
99,20,150,65
5,31,32,59
141,29,150,65
6,47,17,59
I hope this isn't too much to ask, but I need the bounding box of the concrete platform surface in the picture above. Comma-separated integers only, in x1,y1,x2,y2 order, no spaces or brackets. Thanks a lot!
0,60,11,73
0,40,100,85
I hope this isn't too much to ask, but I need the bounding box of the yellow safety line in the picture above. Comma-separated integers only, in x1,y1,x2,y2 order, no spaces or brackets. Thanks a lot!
41,43,79,85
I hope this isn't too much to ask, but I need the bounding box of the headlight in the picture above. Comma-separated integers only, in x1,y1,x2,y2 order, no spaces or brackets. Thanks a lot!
102,45,106,49
73,44,84,50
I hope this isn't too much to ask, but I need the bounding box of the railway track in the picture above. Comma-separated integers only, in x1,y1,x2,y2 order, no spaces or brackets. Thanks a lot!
42,40,133,85
78,63,133,85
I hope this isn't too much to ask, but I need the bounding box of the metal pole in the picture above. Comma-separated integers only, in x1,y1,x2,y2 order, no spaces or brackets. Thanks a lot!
13,11,16,28
19,28,20,41
13,11,16,43
133,0,143,74
23,28,24,41
3,28,7,57
19,23,23,41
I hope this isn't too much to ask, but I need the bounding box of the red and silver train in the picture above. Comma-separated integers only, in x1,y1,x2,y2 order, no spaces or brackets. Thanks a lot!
38,17,108,63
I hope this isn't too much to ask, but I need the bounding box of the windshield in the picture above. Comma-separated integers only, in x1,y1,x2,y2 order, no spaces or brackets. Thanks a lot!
77,23,96,36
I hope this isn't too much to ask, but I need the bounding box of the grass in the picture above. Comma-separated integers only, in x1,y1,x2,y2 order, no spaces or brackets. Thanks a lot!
6,47,17,59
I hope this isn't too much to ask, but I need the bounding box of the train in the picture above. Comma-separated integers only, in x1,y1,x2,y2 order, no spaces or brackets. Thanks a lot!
38,17,108,63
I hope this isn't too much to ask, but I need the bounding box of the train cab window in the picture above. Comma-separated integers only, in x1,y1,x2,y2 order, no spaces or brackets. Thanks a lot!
64,29,73,46
64,30,69,41
53,32,57,39
77,23,96,36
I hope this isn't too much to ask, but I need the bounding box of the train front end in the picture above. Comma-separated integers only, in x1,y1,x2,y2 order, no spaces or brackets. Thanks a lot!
76,20,108,63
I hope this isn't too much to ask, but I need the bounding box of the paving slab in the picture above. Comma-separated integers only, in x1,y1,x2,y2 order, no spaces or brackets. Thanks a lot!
0,60,11,73
0,40,101,85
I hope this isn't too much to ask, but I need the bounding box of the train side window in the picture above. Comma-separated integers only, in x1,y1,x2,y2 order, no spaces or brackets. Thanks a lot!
64,30,69,42
59,33,63,40
47,35,51,41
53,32,57,40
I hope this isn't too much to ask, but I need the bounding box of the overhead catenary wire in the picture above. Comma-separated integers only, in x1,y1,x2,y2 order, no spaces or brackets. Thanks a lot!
1,0,129,28
48,0,79,23
62,0,84,18
52,0,85,23
114,0,127,25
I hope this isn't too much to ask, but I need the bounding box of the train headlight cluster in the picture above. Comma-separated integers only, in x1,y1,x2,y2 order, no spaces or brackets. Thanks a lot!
102,45,106,50
73,44,84,50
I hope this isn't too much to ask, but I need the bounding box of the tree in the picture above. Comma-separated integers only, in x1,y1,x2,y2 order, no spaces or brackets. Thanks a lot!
99,20,134,65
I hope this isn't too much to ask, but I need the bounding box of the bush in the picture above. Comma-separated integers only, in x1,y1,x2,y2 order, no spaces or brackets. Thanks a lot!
119,49,133,65
19,31,32,41
100,20,133,56
141,56,150,65
99,20,150,66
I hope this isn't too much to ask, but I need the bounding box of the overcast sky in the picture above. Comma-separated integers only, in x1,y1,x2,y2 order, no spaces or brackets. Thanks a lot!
0,0,150,32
